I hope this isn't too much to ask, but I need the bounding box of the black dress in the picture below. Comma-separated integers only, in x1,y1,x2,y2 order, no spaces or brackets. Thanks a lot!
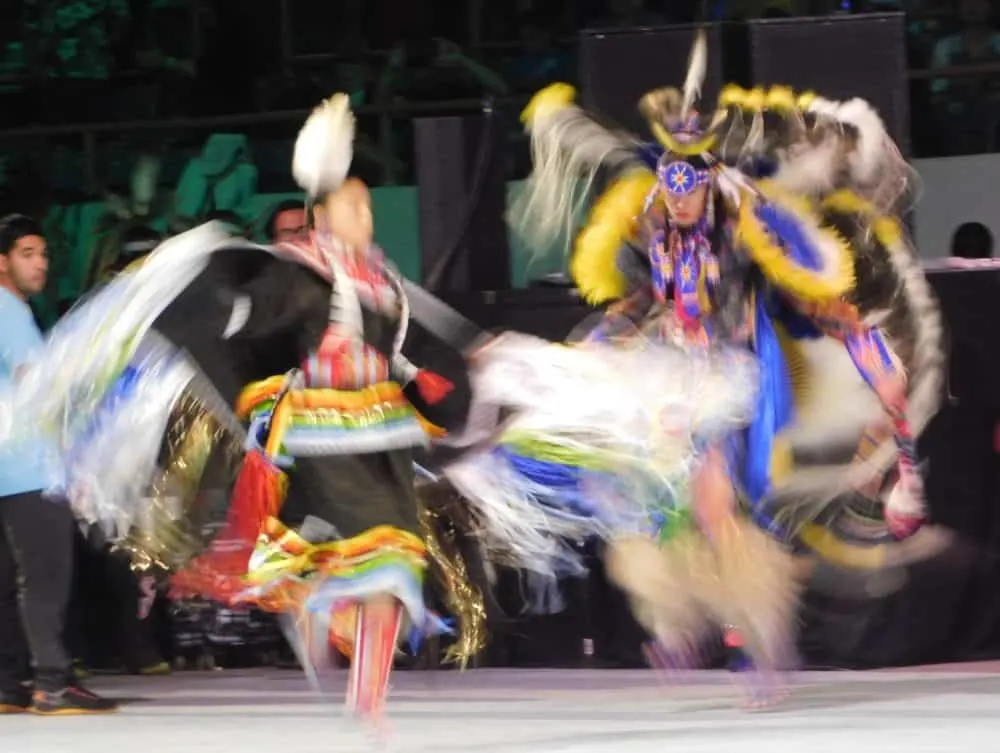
153,243,470,549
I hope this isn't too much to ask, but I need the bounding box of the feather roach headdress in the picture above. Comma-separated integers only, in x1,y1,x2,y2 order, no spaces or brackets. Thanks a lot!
292,93,356,200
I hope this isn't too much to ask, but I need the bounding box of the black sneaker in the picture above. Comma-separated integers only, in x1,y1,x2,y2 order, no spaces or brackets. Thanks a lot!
0,687,30,714
30,685,118,715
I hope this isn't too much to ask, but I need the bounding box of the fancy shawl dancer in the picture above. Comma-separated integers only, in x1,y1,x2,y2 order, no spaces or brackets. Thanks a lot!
445,32,945,706
0,93,472,727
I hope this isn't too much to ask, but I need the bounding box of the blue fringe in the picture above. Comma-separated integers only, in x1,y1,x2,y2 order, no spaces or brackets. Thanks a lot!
754,202,825,272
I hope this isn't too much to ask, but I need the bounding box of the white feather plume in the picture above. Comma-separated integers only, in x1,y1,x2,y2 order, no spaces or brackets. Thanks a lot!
292,93,355,198
681,30,708,119
834,97,890,186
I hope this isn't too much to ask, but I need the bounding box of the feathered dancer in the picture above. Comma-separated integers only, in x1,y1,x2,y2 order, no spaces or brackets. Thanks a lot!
446,29,947,708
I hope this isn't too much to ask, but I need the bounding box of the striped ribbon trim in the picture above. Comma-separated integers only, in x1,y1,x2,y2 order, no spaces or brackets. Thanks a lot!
236,521,427,610
237,378,445,459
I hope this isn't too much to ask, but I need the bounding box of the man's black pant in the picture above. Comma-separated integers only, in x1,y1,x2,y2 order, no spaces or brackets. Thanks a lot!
0,490,74,693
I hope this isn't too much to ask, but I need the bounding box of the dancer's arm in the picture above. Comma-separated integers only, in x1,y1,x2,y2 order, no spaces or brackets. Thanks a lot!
584,238,657,343
791,297,925,537
584,285,657,343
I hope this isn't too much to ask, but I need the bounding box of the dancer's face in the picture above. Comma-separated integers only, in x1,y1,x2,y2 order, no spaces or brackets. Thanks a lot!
664,184,708,228
317,180,373,251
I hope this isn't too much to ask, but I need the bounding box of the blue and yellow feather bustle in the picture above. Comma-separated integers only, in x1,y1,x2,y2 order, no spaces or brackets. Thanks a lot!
737,188,855,304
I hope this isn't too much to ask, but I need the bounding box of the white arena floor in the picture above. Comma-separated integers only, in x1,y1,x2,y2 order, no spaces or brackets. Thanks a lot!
7,665,1000,753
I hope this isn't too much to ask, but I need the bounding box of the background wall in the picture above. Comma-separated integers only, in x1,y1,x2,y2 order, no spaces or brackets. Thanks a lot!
912,155,1000,261
44,155,993,311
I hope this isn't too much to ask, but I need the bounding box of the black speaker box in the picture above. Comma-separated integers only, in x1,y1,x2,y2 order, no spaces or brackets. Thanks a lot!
413,111,510,292
578,16,910,153
741,13,910,153
578,24,725,138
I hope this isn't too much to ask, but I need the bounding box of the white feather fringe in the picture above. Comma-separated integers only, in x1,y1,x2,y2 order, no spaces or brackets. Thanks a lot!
681,30,708,119
445,333,762,577
8,223,234,441
292,93,356,198
511,104,646,261
68,343,196,538
776,95,915,214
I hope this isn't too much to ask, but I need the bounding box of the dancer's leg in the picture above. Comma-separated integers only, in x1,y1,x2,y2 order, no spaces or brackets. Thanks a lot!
690,449,798,708
605,537,709,679
709,520,800,709
346,595,403,722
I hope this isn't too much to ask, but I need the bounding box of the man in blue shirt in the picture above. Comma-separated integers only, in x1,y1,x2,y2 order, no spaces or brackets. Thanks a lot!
0,214,116,715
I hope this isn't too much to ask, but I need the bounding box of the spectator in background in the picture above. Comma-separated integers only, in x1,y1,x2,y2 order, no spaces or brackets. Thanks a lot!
950,221,994,258
0,214,117,715
930,0,1000,152
931,0,1000,76
266,199,309,244
69,526,170,678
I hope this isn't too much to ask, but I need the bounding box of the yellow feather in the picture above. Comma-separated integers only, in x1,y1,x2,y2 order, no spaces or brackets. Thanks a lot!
718,84,749,109
521,83,577,126
821,189,905,251
796,91,818,111
764,86,798,113
743,87,767,112
769,435,795,486
571,171,657,304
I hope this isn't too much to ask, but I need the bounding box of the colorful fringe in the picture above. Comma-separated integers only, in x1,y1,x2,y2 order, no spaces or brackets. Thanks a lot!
237,519,445,655
496,432,682,537
238,377,444,459
170,449,288,603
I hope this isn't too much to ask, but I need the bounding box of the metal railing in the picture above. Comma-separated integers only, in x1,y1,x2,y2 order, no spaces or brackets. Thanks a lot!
0,96,529,193
0,56,993,193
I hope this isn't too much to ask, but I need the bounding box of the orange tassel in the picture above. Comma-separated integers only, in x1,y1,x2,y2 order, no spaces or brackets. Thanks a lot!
414,370,453,405
170,450,287,604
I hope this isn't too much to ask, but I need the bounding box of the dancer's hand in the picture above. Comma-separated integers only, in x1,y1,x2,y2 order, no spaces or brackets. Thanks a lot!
884,475,926,540
692,448,736,536
874,372,907,419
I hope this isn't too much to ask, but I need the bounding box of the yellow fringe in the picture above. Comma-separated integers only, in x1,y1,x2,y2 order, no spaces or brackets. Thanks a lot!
769,435,795,487
797,91,818,110
521,82,577,126
820,189,906,252
719,84,748,109
716,84,806,115
736,191,855,302
607,518,800,658
650,121,718,156
798,522,887,570
774,322,813,409
764,86,798,113
743,87,766,112
571,170,657,304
